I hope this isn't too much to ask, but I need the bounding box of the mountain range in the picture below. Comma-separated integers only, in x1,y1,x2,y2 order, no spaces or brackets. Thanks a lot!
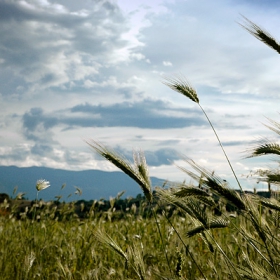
0,166,166,202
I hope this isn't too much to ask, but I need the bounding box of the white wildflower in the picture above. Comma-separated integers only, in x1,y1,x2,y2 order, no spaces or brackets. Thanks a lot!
36,179,50,191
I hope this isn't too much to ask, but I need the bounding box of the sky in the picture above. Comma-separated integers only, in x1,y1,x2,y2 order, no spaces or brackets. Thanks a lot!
1,0,280,192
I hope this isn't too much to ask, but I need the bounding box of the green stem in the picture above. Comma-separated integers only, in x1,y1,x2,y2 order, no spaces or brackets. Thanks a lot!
163,212,207,280
151,205,172,275
199,104,279,270
32,191,39,222
199,104,244,193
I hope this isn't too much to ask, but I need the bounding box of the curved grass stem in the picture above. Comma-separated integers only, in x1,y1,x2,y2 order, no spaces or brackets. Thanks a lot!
163,212,207,280
151,205,172,275
198,104,244,193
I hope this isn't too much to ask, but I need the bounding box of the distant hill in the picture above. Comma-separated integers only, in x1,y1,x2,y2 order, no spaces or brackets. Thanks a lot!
0,166,166,202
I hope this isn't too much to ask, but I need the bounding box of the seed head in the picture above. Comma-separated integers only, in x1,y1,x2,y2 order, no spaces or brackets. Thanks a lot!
162,75,199,103
36,179,50,191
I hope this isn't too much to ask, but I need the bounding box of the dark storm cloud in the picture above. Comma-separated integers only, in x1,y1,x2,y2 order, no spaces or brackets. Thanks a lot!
31,144,54,156
22,108,58,142
22,100,206,133
145,148,180,166
0,1,37,22
0,141,88,166
22,97,254,134
100,146,180,167
216,122,250,130
22,108,58,131
222,140,257,147
21,99,206,134
70,99,205,129
158,139,181,146
224,114,251,119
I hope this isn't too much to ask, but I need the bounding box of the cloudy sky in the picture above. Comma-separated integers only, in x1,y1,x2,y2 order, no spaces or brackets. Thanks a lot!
1,0,280,191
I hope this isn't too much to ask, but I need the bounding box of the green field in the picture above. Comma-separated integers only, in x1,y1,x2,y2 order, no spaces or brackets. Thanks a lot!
1,180,280,279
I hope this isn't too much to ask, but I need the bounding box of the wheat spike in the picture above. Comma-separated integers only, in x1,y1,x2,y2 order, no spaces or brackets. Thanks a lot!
179,160,247,211
186,218,229,237
247,142,280,158
86,140,153,202
240,16,280,54
162,74,199,103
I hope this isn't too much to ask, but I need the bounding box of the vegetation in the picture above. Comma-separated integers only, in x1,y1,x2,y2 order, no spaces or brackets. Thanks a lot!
1,16,280,279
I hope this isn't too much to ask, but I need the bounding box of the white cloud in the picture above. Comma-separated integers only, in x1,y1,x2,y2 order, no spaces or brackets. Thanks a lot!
163,61,172,66
130,53,146,61
0,0,280,189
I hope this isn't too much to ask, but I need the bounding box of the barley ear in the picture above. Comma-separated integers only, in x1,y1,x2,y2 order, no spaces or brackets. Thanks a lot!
246,139,280,158
259,197,280,212
239,15,280,55
133,150,153,202
180,160,247,211
86,140,153,202
186,218,229,238
174,186,211,198
94,230,128,261
162,75,199,103
174,186,216,207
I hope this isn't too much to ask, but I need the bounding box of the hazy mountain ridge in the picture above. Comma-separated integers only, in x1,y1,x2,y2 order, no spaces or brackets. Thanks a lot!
0,166,165,201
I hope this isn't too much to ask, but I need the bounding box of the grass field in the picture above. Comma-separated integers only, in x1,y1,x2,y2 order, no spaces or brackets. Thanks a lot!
1,184,280,279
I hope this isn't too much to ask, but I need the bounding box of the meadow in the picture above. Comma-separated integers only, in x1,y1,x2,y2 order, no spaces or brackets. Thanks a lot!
1,183,280,279
1,17,280,279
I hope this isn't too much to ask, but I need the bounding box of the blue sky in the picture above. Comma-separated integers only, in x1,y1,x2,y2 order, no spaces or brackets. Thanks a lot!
1,0,280,191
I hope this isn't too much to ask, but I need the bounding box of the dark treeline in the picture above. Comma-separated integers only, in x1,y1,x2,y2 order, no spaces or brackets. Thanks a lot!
0,189,275,221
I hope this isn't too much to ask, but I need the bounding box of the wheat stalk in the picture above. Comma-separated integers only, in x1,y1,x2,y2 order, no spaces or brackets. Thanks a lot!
86,140,153,203
162,75,245,194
